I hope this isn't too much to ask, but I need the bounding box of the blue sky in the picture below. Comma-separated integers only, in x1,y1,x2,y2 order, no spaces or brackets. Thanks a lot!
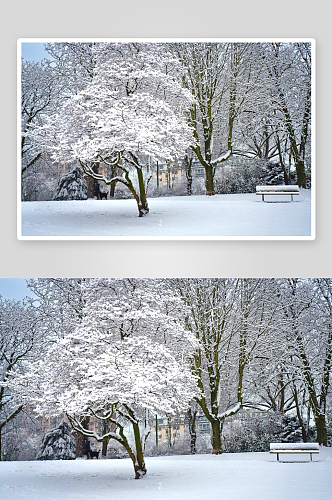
0,279,37,301
21,42,51,62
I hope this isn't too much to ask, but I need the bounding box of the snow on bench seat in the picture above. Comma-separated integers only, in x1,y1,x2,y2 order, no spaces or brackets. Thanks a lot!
270,443,319,461
256,185,300,202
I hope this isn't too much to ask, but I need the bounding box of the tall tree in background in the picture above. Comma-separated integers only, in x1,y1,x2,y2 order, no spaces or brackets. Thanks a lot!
21,60,63,200
21,60,60,176
276,279,329,445
261,43,311,187
315,279,332,424
26,278,90,456
44,42,99,97
0,297,43,460
43,42,102,197
173,43,264,195
173,278,277,454
26,278,88,339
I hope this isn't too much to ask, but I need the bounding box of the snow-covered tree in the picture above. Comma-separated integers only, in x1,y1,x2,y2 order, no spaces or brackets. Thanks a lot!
272,414,303,443
173,43,265,195
26,279,94,458
21,58,64,201
26,279,88,339
21,60,60,176
270,278,331,445
315,279,332,419
9,279,198,478
22,168,57,202
259,43,312,187
1,410,41,461
53,166,87,201
36,421,76,460
172,278,279,454
43,42,99,97
0,297,44,460
26,43,195,217
172,42,312,192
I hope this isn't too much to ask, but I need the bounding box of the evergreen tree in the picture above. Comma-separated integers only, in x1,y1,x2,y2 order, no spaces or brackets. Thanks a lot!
273,415,302,443
53,166,87,201
36,421,76,460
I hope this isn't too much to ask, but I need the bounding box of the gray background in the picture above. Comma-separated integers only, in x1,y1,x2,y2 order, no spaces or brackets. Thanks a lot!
2,0,331,278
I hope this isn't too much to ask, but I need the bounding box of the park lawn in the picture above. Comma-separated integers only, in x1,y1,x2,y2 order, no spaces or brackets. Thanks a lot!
20,189,312,239
0,448,331,500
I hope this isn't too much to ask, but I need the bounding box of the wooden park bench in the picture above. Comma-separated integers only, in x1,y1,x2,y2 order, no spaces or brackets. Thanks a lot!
256,185,300,202
269,442,320,462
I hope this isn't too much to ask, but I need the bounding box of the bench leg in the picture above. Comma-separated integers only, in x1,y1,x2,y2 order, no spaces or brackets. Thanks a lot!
277,453,279,461
291,194,293,201
262,194,264,202
310,453,312,461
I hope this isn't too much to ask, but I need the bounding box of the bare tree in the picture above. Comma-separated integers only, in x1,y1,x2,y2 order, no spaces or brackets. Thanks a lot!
173,278,277,454
0,297,43,460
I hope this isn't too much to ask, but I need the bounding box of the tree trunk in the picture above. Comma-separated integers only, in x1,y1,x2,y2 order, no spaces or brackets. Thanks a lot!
109,166,118,197
101,420,110,457
132,421,147,478
73,417,90,458
187,174,193,196
211,419,223,454
110,183,115,198
187,409,197,454
102,439,108,457
86,163,100,198
292,384,308,442
275,134,289,185
295,160,306,189
136,168,149,217
118,434,145,479
315,413,327,446
205,165,214,196
187,164,193,196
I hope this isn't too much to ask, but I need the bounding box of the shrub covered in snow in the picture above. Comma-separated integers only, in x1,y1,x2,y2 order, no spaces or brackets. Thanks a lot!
22,171,57,201
214,162,294,195
146,161,306,198
2,422,42,461
53,166,87,201
222,414,274,453
36,421,76,460
222,412,316,453
148,174,205,198
272,414,315,443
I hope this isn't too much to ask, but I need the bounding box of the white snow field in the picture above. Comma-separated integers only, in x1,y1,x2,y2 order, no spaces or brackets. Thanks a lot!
20,189,312,239
1,449,331,500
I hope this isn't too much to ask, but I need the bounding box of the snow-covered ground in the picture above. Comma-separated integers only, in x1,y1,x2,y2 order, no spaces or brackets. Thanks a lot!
20,189,313,239
1,449,331,500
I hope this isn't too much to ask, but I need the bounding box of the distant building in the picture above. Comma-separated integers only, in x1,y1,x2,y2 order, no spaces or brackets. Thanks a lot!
196,411,211,432
152,416,185,444
222,157,257,170
153,162,182,188
56,156,258,194
41,414,104,435
151,411,213,444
